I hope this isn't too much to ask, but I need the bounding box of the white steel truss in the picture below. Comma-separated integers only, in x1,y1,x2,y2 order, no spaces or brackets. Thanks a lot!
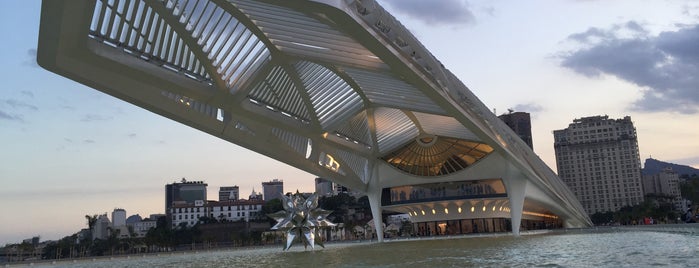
38,0,592,240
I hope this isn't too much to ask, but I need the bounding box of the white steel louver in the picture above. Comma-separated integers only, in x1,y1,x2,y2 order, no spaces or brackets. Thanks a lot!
412,112,480,141
165,0,271,91
233,0,386,69
271,127,311,158
161,91,218,118
247,65,311,122
343,67,445,115
334,110,373,149
373,107,419,154
295,61,364,130
90,0,212,81
335,149,370,183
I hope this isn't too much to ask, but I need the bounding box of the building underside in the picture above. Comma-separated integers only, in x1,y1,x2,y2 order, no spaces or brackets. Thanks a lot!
37,0,592,241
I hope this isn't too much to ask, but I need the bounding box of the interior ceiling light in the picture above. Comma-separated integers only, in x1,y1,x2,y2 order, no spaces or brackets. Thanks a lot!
382,135,493,176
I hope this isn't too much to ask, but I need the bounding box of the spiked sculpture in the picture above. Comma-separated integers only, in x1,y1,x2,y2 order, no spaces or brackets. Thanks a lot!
268,192,335,251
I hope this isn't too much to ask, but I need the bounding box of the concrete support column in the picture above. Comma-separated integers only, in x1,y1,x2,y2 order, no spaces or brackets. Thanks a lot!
366,164,384,242
503,167,527,236
367,189,384,242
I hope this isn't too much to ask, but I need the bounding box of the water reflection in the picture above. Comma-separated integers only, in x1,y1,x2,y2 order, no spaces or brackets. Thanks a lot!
44,229,699,268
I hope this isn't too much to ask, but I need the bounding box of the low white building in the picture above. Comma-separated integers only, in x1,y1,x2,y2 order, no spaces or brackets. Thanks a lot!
170,199,264,228
387,214,410,226
132,220,157,237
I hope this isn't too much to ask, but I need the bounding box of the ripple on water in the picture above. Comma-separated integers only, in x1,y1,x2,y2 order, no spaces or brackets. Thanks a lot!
39,229,699,268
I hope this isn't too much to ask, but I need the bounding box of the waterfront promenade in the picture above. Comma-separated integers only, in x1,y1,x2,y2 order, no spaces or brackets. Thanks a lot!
614,222,699,235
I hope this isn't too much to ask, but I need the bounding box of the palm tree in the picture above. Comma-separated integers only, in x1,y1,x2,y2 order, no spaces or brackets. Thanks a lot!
83,214,99,255
85,214,98,230
105,227,121,255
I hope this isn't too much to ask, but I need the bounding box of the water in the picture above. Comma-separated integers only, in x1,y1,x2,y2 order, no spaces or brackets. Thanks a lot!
33,229,699,267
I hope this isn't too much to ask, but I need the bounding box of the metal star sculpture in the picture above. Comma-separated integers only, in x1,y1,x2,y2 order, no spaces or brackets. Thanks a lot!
268,191,335,251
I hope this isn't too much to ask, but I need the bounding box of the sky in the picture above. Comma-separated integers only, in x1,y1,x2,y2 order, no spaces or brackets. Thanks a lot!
1,0,698,245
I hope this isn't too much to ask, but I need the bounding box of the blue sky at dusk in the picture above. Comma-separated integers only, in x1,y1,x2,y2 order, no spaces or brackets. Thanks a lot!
2,0,698,245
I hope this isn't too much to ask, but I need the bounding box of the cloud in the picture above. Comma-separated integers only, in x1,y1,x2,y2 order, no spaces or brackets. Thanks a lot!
567,21,647,44
513,103,544,113
624,21,647,34
128,133,137,138
560,22,699,114
567,27,612,43
83,139,95,144
81,114,113,122
0,110,22,121
1,99,38,111
20,90,34,98
0,99,35,122
682,4,699,17
24,48,39,67
380,0,476,26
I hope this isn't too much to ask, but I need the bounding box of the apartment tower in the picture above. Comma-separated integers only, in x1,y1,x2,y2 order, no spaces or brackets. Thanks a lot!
261,179,284,201
498,111,533,150
553,115,644,214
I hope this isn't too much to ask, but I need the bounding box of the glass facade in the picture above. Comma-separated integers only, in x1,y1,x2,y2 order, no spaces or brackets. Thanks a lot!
413,218,510,236
411,218,562,236
382,179,507,206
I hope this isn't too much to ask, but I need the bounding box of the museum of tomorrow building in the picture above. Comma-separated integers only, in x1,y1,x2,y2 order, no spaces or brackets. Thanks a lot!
37,0,591,241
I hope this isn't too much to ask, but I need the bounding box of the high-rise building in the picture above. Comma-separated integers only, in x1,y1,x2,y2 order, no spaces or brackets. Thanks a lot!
111,208,126,227
314,177,358,197
92,214,111,240
262,179,284,201
165,178,207,226
315,178,334,196
643,167,688,212
219,186,240,201
642,167,681,199
498,111,533,150
553,115,644,214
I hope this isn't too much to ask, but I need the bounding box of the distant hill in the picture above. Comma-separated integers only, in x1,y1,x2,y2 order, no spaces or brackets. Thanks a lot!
643,158,699,176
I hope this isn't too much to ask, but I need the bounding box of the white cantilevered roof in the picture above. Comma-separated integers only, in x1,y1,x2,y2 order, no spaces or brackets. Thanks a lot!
37,0,591,227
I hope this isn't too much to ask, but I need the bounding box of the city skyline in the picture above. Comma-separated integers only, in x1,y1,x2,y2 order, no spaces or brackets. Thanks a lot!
2,0,699,245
